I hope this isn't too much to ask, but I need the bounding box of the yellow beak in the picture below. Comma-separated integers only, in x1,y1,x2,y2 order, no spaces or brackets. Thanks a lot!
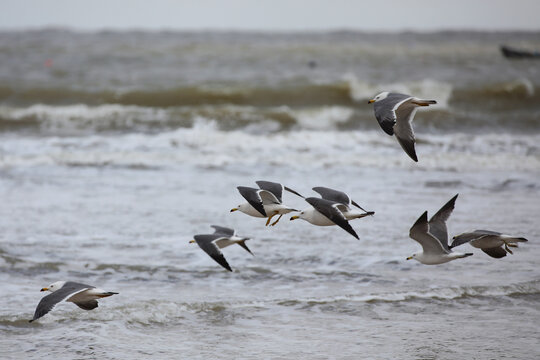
406,256,413,260
189,240,195,244
40,287,48,292
368,99,375,104
290,215,299,221
230,208,238,212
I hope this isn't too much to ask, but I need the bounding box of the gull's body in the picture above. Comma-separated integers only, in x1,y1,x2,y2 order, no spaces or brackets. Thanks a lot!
368,92,437,162
231,181,303,226
451,230,528,258
408,194,473,265
290,197,360,239
30,281,118,322
190,225,252,272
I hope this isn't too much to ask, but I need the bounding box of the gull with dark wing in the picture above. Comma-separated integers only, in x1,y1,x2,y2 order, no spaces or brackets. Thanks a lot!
231,180,303,226
407,194,473,265
312,186,375,220
29,281,118,322
368,92,436,162
290,197,361,240
450,230,528,258
190,225,252,272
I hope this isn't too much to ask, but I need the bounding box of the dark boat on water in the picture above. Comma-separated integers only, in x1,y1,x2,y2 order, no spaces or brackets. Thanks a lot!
500,45,540,59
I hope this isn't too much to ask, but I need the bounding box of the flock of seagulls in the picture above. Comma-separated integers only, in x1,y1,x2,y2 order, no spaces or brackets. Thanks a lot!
28,92,529,322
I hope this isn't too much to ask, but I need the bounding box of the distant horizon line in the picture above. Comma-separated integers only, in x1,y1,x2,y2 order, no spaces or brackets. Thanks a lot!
1,25,540,34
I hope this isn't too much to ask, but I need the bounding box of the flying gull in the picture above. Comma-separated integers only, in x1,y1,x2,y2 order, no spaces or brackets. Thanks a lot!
290,195,367,240
407,194,473,265
231,180,303,226
450,230,528,258
29,281,118,322
190,225,252,272
312,186,375,220
368,92,436,162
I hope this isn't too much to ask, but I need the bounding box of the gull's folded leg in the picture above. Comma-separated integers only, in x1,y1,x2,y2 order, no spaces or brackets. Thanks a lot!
270,214,283,226
265,214,276,226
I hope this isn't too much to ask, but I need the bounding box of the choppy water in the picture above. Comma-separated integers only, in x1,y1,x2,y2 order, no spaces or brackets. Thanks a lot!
1,30,539,359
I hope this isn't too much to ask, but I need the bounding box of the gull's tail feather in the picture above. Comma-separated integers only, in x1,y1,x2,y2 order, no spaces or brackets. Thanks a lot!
460,253,474,258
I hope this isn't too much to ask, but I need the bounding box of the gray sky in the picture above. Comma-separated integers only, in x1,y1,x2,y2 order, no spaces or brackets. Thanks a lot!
1,0,539,32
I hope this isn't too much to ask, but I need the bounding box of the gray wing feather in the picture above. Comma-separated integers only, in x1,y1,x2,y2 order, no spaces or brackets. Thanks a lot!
194,235,233,272
237,186,267,216
473,229,503,236
373,93,411,136
481,246,507,259
74,300,99,310
312,186,351,205
450,232,485,248
409,211,449,254
428,194,458,250
211,225,235,236
394,99,419,162
305,197,359,240
30,282,93,322
256,181,283,202
312,186,368,212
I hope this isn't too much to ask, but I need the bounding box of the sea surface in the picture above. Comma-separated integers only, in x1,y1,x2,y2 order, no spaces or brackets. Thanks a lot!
0,29,539,359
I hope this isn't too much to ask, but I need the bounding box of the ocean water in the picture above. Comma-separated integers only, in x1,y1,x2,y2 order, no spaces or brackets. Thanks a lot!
0,30,539,359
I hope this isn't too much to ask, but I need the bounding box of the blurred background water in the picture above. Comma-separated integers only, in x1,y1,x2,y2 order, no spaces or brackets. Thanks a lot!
0,29,539,359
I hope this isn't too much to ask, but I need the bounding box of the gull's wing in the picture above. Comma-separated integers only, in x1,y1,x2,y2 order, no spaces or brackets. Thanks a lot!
450,232,485,248
237,186,267,216
394,98,419,162
409,211,449,255
373,93,412,136
194,235,232,272
312,186,351,205
472,229,503,236
428,194,458,250
482,246,507,259
305,197,359,240
312,186,368,212
256,181,284,203
30,282,94,322
211,225,236,236
258,189,280,205
256,181,304,201
74,300,99,310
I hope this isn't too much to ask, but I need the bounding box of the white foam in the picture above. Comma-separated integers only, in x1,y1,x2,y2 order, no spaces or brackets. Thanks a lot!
2,104,170,134
291,106,353,130
1,119,539,172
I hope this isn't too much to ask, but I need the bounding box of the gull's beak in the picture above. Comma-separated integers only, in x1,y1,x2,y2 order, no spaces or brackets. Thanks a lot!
290,215,299,221
40,287,48,292
230,208,238,212
189,240,195,244
406,256,413,261
368,99,375,104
